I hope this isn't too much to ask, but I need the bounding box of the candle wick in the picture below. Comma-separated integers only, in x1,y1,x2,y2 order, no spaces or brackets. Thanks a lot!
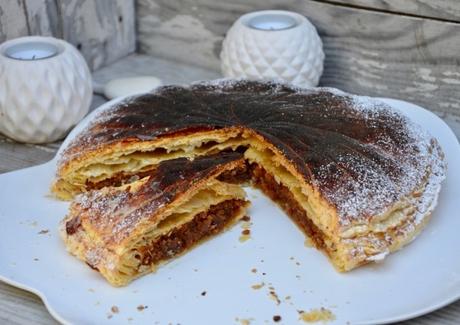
32,55,36,60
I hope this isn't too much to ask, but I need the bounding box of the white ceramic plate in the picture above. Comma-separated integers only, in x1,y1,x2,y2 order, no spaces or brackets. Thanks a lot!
0,97,459,325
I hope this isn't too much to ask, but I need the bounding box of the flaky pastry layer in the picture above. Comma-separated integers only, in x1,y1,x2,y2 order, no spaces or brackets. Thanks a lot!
60,153,249,286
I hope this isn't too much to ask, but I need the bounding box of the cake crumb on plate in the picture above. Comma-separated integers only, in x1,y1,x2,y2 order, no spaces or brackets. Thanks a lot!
137,305,148,311
251,282,265,290
273,315,282,322
298,308,335,323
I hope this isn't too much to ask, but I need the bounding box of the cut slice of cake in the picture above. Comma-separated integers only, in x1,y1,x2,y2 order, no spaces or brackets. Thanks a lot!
60,152,249,286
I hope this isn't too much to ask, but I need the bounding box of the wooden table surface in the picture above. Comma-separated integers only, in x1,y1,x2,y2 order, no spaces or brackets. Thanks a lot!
0,55,458,324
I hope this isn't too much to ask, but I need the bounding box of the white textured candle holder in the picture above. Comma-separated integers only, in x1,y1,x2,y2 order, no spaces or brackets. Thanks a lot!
220,10,324,88
0,36,92,143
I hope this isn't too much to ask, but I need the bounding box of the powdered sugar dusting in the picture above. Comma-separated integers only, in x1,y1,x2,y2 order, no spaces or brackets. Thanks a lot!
71,180,168,246
366,250,389,262
191,78,347,97
311,91,446,225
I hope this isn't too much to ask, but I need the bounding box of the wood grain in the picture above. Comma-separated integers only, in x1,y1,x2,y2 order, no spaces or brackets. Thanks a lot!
0,0,28,43
0,0,136,70
0,136,56,174
59,0,136,70
137,0,460,120
328,0,460,22
23,0,60,36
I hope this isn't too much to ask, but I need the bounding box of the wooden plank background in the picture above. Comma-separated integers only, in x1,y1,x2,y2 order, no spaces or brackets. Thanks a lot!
137,0,460,127
0,0,136,70
330,0,460,22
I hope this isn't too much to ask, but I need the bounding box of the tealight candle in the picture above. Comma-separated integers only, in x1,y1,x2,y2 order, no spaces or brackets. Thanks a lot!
0,36,92,143
247,13,298,31
4,41,60,60
221,10,325,88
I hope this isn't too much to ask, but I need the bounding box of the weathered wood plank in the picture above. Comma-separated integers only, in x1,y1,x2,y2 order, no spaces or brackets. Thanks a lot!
0,0,28,43
328,0,460,22
23,0,60,36
303,1,460,119
0,0,136,70
59,0,136,70
0,135,55,174
136,0,460,119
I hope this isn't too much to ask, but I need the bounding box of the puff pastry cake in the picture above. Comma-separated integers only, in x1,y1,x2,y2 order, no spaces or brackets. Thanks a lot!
54,80,446,285
61,152,249,286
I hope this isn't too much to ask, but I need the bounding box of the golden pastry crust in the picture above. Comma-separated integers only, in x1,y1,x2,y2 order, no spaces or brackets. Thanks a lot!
55,80,447,276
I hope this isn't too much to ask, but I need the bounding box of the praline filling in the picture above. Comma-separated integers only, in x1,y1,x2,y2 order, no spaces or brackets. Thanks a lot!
85,169,155,190
132,199,247,267
249,164,327,250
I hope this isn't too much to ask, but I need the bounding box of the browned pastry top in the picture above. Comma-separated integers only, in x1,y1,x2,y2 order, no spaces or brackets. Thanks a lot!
61,80,445,225
70,152,245,245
